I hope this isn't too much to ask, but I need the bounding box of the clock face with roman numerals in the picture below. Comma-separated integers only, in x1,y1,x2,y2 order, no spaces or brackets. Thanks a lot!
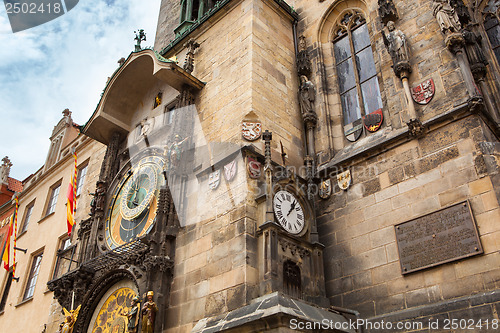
273,190,305,235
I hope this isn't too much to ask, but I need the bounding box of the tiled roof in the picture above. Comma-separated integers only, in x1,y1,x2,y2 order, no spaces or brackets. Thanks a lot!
7,177,22,192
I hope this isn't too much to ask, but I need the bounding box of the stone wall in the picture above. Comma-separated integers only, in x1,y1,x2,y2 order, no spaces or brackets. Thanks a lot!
294,0,474,160
162,0,305,169
154,0,181,52
317,114,500,318
160,1,307,330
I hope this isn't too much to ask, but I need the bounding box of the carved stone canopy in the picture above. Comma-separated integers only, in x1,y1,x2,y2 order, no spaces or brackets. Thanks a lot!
378,0,399,25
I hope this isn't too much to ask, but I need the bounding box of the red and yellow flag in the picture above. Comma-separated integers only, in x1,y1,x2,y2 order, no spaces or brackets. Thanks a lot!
67,150,77,236
2,215,13,271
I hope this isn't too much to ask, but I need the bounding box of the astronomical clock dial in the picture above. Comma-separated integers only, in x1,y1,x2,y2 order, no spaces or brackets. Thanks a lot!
105,155,164,249
273,190,305,235
91,287,137,333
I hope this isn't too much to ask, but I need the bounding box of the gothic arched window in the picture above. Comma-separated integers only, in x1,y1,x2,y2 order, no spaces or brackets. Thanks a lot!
484,10,500,65
283,260,301,299
333,11,382,133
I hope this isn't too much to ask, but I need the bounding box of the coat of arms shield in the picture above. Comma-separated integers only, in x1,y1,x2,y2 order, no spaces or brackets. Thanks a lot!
319,179,332,200
411,78,435,105
224,160,237,182
344,119,363,142
337,170,351,191
208,170,221,190
242,122,262,141
363,109,383,133
247,157,262,179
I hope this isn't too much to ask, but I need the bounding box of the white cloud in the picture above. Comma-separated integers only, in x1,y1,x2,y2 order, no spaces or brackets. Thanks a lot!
0,0,161,180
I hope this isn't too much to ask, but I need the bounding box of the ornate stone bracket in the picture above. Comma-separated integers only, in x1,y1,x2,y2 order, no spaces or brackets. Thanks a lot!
47,267,95,311
77,217,93,240
278,238,311,259
297,36,311,77
467,95,484,114
407,118,425,138
393,60,412,80
143,254,174,273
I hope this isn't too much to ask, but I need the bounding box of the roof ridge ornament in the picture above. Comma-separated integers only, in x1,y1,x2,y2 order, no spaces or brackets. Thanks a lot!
134,29,146,52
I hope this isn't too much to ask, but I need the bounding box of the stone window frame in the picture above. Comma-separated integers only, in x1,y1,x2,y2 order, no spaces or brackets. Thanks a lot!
481,1,500,71
331,10,384,128
317,1,389,152
475,0,500,109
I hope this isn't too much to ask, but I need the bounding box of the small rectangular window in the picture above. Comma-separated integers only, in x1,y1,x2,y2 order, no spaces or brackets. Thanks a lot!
23,252,43,300
52,237,76,279
76,164,88,196
45,183,61,216
164,105,176,125
20,201,35,234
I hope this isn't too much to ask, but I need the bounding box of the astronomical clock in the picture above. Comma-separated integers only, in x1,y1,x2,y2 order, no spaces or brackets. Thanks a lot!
104,155,165,249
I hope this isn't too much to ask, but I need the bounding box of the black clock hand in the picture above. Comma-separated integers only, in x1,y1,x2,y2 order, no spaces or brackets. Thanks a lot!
287,201,296,217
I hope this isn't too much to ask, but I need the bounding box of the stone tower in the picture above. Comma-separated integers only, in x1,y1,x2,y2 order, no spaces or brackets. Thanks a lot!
47,0,500,332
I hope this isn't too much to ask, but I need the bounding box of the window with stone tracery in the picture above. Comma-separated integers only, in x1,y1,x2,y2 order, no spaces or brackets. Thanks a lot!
332,11,383,138
483,1,500,66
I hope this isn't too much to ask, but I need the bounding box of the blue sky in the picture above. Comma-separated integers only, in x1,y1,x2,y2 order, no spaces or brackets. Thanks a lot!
0,0,161,180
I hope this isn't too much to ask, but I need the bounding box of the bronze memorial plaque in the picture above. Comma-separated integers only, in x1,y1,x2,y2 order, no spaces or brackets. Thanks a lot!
395,201,482,274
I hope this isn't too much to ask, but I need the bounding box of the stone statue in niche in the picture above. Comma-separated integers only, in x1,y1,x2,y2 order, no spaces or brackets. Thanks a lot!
463,24,488,80
298,75,315,115
140,117,154,137
141,291,158,333
382,21,410,65
433,0,462,34
462,25,488,67
90,180,106,215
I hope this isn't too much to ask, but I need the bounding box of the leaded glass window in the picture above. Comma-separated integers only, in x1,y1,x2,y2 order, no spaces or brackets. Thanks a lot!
333,12,382,126
484,10,500,66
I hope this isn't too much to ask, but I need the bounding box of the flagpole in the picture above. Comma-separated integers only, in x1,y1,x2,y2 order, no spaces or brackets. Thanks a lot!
67,148,77,237
73,149,77,216
12,193,19,279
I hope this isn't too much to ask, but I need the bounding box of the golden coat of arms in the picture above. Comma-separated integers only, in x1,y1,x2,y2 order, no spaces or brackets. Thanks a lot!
337,170,351,191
